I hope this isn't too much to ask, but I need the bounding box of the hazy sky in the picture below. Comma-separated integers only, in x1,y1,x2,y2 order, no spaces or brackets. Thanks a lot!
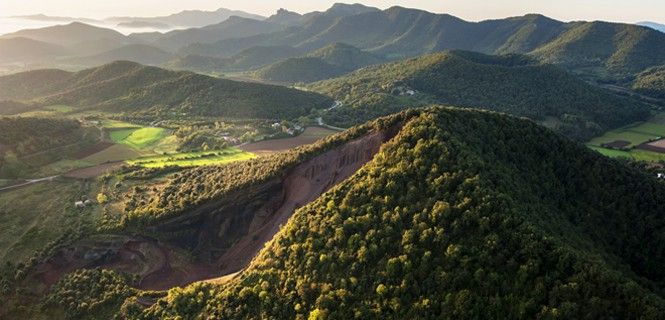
1,0,664,23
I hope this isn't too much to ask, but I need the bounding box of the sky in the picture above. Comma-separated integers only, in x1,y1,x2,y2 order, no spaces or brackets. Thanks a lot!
0,0,664,23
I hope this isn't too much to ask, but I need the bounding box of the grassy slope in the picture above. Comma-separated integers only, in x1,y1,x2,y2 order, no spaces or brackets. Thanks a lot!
0,180,100,265
109,127,169,149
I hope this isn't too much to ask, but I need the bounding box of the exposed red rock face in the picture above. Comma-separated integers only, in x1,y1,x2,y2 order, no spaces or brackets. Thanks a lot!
30,126,400,291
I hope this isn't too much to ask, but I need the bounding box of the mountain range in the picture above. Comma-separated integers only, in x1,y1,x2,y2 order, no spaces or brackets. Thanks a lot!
174,6,665,83
106,7,265,29
0,61,331,119
0,22,128,46
2,4,665,88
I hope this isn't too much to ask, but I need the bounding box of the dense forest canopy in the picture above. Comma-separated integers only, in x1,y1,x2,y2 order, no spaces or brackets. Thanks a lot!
531,21,665,79
633,65,665,99
255,43,386,83
0,117,86,155
0,117,94,177
310,51,651,140
256,57,347,83
108,106,665,319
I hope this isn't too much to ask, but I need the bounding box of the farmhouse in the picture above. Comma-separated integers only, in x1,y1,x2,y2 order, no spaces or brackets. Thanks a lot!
74,199,95,208
658,173,665,179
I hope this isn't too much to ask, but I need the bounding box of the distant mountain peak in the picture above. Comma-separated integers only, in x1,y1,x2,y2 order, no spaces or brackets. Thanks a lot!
326,3,380,15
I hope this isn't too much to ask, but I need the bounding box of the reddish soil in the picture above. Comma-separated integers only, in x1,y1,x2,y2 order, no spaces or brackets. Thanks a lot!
138,245,217,291
74,141,114,159
240,127,338,153
601,140,631,149
637,139,665,153
28,125,402,293
217,127,397,275
31,236,218,292
64,162,124,179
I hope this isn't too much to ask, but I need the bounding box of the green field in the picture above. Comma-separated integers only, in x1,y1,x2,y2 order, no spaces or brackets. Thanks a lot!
127,148,256,168
36,159,94,176
110,127,170,149
587,117,665,161
81,145,144,164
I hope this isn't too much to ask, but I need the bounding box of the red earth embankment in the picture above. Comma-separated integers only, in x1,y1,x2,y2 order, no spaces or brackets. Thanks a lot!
30,125,400,291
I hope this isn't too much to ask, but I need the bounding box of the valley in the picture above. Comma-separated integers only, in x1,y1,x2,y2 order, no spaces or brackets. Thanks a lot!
0,2,664,319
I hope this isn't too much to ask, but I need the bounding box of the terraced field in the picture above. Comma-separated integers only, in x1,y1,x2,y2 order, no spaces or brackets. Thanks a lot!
127,148,256,168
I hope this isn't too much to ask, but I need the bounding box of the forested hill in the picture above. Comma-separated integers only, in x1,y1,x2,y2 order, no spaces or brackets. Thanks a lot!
633,65,665,99
255,43,385,83
131,106,665,319
311,51,651,140
0,61,332,119
0,117,86,156
531,21,665,79
176,6,665,84
0,117,94,177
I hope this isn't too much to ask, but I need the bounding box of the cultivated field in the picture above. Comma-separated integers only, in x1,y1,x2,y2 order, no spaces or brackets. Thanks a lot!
241,126,339,153
587,115,665,161
127,148,256,168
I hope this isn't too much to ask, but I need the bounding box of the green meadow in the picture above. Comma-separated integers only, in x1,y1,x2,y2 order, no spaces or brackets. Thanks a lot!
109,127,170,149
127,148,256,168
